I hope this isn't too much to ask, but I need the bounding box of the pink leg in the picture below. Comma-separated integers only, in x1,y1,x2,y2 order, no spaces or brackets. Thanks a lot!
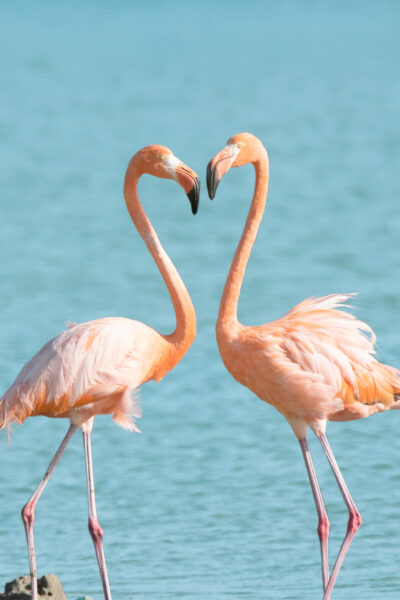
319,433,362,600
82,429,112,600
21,424,77,600
299,438,330,591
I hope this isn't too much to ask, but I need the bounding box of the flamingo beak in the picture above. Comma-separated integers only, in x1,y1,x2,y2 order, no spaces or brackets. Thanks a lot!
163,155,199,215
186,177,200,215
206,144,240,200
176,165,200,215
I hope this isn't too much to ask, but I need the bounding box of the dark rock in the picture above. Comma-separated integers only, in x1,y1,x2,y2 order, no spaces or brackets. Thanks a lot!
0,575,67,600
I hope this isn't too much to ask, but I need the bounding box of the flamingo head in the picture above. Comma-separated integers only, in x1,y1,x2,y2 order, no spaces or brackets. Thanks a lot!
206,132,265,199
131,145,200,214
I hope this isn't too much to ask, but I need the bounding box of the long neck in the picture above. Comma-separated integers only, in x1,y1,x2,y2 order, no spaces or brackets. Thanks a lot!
217,152,269,333
124,171,196,355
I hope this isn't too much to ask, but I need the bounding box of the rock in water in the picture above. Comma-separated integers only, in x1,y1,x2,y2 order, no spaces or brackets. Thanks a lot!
0,575,68,599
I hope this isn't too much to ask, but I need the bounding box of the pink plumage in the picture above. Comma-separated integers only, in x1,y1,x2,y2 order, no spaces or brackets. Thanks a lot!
240,293,400,428
0,318,148,432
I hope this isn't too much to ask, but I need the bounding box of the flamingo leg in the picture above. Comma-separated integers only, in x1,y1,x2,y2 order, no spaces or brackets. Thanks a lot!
21,424,77,600
82,429,112,600
318,433,362,600
299,438,330,592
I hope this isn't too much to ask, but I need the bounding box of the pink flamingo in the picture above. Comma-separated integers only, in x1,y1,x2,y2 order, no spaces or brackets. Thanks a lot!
207,132,400,599
0,145,199,600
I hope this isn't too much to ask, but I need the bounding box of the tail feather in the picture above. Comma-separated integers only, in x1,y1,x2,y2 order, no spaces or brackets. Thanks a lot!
112,387,142,432
0,394,17,447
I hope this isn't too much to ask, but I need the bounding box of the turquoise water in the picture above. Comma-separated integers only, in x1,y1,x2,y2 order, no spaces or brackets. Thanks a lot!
1,1,400,598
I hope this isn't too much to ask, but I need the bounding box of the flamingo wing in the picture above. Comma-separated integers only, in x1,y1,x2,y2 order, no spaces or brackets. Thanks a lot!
248,294,400,422
0,317,155,431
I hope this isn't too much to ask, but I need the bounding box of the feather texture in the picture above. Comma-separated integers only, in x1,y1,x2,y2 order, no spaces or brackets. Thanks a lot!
221,294,400,430
0,318,167,432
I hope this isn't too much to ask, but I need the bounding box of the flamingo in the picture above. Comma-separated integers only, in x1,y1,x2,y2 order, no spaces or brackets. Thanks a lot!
0,145,199,600
206,132,400,599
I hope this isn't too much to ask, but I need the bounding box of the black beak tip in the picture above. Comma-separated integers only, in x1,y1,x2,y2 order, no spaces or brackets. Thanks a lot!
187,178,200,215
206,161,219,200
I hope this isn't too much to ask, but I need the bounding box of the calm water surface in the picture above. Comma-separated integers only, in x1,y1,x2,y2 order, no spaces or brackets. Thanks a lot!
1,1,400,599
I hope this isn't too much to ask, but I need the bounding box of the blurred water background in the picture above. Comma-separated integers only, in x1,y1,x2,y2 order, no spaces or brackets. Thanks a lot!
1,1,400,598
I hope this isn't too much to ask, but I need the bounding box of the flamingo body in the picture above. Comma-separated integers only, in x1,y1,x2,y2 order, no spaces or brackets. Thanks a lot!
0,318,168,431
218,294,400,437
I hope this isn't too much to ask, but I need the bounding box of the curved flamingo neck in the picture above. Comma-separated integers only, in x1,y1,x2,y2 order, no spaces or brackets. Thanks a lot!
124,168,196,358
217,149,269,336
